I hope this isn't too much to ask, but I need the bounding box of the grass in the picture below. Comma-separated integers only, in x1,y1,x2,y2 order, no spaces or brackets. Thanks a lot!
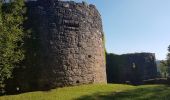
1,84,170,100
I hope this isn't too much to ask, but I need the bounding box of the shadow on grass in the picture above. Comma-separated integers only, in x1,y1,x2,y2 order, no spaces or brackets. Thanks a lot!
0,87,55,96
76,85,170,100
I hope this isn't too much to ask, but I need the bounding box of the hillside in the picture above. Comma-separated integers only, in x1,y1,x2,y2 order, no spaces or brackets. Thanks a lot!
1,84,170,100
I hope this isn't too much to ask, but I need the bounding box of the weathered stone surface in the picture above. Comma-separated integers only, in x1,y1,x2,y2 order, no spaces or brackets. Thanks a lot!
106,53,158,85
6,0,106,92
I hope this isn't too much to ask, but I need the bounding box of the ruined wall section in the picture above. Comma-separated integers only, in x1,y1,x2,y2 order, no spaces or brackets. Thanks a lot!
106,53,158,84
33,0,106,89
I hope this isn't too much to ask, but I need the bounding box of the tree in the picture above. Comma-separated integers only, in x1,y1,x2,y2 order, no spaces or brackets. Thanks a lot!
160,60,168,78
166,45,170,78
0,1,2,25
0,0,5,92
0,0,25,93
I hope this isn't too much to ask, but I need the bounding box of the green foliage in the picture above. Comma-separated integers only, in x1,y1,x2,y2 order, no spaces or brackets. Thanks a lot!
0,0,25,92
103,33,106,64
0,1,2,25
159,60,168,78
166,45,170,77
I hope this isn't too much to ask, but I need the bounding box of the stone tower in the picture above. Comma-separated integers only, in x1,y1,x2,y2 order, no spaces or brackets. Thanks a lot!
19,0,106,90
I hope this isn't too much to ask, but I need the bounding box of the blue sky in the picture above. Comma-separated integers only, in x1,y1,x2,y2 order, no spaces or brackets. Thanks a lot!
77,0,170,60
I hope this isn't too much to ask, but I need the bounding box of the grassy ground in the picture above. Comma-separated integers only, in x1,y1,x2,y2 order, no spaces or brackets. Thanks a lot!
0,84,170,100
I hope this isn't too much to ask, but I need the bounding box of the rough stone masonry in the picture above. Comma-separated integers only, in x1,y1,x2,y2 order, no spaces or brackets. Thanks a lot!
6,0,106,92
106,53,158,85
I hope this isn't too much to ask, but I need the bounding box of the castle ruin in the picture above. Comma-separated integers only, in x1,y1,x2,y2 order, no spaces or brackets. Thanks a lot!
106,53,158,85
6,0,106,92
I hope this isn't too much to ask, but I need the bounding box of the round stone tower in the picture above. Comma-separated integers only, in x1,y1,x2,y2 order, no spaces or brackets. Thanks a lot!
26,0,106,89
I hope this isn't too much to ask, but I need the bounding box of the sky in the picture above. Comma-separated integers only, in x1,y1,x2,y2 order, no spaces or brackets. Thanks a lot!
74,0,170,60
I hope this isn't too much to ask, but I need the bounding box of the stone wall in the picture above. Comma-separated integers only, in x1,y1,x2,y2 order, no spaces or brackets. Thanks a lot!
6,0,106,92
106,53,158,85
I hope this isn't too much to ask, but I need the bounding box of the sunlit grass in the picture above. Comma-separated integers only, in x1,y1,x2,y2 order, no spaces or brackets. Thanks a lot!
1,84,170,100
